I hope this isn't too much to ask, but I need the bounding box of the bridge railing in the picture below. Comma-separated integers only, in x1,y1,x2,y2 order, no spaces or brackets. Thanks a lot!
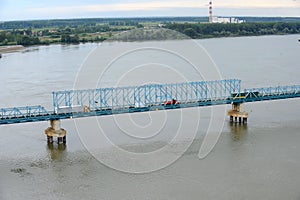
231,85,300,101
245,85,300,96
0,106,50,119
52,79,241,113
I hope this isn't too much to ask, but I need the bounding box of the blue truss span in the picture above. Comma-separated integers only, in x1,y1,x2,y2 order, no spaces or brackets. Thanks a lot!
0,106,51,124
0,79,299,125
231,85,300,103
52,79,241,113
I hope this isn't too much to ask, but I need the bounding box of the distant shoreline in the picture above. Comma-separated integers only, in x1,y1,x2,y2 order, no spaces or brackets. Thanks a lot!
0,33,298,54
0,45,25,54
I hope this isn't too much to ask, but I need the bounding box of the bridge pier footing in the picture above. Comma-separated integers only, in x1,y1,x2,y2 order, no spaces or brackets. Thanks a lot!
45,120,66,144
228,103,248,124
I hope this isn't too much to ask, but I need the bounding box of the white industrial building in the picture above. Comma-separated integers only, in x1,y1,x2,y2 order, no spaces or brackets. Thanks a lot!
212,17,245,24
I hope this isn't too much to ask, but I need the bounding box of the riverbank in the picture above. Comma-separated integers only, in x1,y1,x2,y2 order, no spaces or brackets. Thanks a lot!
0,45,25,54
1,21,300,47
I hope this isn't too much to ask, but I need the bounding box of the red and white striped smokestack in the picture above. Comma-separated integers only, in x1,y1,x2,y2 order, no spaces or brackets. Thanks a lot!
209,0,213,23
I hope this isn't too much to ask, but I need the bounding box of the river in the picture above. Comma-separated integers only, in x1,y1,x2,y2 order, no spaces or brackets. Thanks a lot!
0,34,300,199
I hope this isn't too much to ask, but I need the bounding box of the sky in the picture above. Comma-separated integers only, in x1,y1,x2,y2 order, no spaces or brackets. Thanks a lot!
0,0,299,21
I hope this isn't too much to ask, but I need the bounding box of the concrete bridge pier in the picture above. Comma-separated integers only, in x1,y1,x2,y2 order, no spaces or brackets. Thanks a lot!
45,120,66,144
228,103,248,124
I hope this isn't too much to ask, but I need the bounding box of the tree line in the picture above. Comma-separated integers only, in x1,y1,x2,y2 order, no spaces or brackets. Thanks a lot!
165,22,300,39
0,24,136,46
1,17,299,30
1,21,300,46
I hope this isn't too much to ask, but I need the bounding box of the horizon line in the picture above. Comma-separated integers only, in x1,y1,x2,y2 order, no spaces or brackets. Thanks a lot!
1,15,300,23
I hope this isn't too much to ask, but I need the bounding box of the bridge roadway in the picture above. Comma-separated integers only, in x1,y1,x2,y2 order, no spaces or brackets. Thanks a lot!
1,79,300,125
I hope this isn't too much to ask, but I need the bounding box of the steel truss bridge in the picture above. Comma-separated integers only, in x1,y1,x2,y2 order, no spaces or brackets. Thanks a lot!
1,79,300,125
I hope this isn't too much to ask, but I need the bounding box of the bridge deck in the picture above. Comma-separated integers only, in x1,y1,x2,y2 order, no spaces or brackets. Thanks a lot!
1,80,299,125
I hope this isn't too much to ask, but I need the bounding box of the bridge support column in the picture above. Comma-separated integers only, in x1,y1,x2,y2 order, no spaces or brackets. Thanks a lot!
228,103,248,124
45,120,66,144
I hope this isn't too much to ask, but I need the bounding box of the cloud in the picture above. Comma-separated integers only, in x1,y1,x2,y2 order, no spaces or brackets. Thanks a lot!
26,0,300,17
216,0,300,9
28,1,204,14
2,0,299,20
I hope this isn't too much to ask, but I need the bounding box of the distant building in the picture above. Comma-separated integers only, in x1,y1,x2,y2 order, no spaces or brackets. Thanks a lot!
49,29,58,33
212,17,245,24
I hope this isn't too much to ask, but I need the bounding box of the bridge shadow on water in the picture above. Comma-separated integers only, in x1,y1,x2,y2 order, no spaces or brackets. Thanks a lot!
46,143,67,161
228,122,248,141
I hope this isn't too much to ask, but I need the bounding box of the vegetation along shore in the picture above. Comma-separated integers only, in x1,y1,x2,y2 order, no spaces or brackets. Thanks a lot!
0,17,300,47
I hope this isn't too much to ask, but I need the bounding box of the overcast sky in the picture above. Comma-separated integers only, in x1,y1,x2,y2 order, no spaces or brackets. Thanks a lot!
0,0,299,21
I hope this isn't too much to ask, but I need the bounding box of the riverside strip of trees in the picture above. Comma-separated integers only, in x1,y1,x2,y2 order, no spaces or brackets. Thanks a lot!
165,22,300,39
0,17,300,46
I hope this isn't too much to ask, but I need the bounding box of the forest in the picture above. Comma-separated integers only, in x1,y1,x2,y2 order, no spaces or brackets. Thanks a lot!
0,17,300,46
0,23,139,46
165,22,300,39
1,17,299,30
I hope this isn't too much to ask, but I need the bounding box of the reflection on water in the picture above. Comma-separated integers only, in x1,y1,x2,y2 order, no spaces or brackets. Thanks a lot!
229,122,248,141
47,143,67,161
22,47,39,53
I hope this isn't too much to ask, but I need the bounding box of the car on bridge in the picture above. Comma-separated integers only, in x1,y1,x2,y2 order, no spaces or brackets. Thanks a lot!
163,99,179,105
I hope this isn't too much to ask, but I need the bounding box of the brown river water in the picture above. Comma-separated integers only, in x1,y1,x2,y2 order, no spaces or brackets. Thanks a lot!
0,34,300,200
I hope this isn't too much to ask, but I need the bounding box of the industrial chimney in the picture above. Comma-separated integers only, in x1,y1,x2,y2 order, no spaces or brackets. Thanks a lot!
209,0,213,23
